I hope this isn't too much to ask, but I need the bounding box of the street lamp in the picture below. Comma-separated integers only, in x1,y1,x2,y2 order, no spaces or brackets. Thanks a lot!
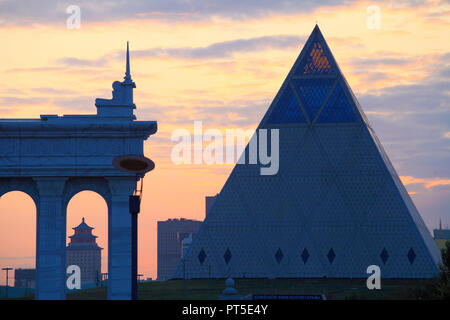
112,155,155,300
2,267,13,299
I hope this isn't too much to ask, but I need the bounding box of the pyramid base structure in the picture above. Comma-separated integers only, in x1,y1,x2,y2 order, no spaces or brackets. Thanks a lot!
173,26,442,280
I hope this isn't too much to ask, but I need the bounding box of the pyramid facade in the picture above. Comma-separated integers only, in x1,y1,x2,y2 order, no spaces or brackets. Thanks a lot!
174,26,441,279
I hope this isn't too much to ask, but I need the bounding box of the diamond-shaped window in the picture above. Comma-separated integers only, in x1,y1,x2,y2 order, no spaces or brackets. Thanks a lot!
301,248,310,264
224,248,232,265
275,248,284,264
407,248,416,265
198,249,206,265
327,248,336,264
380,247,389,265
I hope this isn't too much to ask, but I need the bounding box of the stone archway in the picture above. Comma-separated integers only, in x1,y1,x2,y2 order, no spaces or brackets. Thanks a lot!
0,178,39,206
0,46,157,299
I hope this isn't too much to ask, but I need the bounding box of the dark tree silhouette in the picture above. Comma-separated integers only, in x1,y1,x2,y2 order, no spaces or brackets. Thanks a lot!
436,241,450,299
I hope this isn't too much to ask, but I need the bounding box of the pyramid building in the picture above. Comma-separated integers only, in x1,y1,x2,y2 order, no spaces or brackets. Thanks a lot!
174,26,441,279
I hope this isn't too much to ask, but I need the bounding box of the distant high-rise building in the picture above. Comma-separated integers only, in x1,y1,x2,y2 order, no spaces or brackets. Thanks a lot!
205,194,218,217
14,268,35,288
157,218,202,280
434,219,450,250
66,218,102,285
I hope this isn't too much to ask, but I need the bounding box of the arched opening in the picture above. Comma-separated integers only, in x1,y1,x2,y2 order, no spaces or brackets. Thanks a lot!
0,191,36,298
66,191,108,290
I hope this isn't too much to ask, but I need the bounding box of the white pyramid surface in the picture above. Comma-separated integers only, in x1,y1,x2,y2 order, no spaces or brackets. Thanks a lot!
173,25,442,279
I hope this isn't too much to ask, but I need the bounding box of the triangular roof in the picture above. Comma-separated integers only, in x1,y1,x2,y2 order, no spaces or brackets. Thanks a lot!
73,217,94,231
174,25,441,279
260,24,369,127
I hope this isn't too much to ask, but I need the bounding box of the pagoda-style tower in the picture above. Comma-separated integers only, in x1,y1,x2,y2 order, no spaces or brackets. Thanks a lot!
67,218,103,286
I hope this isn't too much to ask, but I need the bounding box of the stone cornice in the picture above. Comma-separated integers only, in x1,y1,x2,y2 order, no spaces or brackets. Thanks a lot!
0,119,157,139
0,168,139,178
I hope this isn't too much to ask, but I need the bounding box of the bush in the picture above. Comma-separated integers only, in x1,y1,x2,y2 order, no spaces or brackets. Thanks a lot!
411,241,450,300
435,241,450,299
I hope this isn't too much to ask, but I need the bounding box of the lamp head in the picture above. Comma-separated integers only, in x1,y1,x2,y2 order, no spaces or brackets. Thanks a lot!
113,155,155,174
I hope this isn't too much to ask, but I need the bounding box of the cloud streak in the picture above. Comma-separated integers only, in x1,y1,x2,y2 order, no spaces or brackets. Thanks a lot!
0,0,356,25
5,35,305,77
0,0,434,26
132,35,305,60
401,176,450,189
56,57,109,68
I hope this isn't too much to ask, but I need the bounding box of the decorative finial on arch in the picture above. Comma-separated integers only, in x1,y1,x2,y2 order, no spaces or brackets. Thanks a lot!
95,40,136,117
124,41,132,83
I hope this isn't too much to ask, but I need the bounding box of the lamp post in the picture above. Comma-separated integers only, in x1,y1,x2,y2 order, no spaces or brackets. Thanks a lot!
129,192,140,300
113,155,155,300
2,267,13,299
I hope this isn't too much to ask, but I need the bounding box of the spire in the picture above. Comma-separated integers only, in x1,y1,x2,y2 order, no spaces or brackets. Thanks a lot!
313,23,321,34
82,217,85,223
124,41,132,83
440,218,442,230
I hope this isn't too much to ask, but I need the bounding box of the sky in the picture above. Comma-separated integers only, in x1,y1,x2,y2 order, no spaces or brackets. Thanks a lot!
0,0,449,283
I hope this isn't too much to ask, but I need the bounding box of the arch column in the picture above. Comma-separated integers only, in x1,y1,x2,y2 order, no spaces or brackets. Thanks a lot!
34,177,68,300
106,177,136,300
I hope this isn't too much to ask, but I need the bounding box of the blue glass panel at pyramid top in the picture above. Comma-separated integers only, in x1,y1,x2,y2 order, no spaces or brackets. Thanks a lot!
292,78,334,122
294,39,336,76
317,83,356,123
267,84,306,124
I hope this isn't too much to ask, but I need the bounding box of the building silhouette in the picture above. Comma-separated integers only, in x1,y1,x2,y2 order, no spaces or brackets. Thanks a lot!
174,25,441,279
14,268,35,288
157,218,202,280
434,219,450,250
66,218,102,285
